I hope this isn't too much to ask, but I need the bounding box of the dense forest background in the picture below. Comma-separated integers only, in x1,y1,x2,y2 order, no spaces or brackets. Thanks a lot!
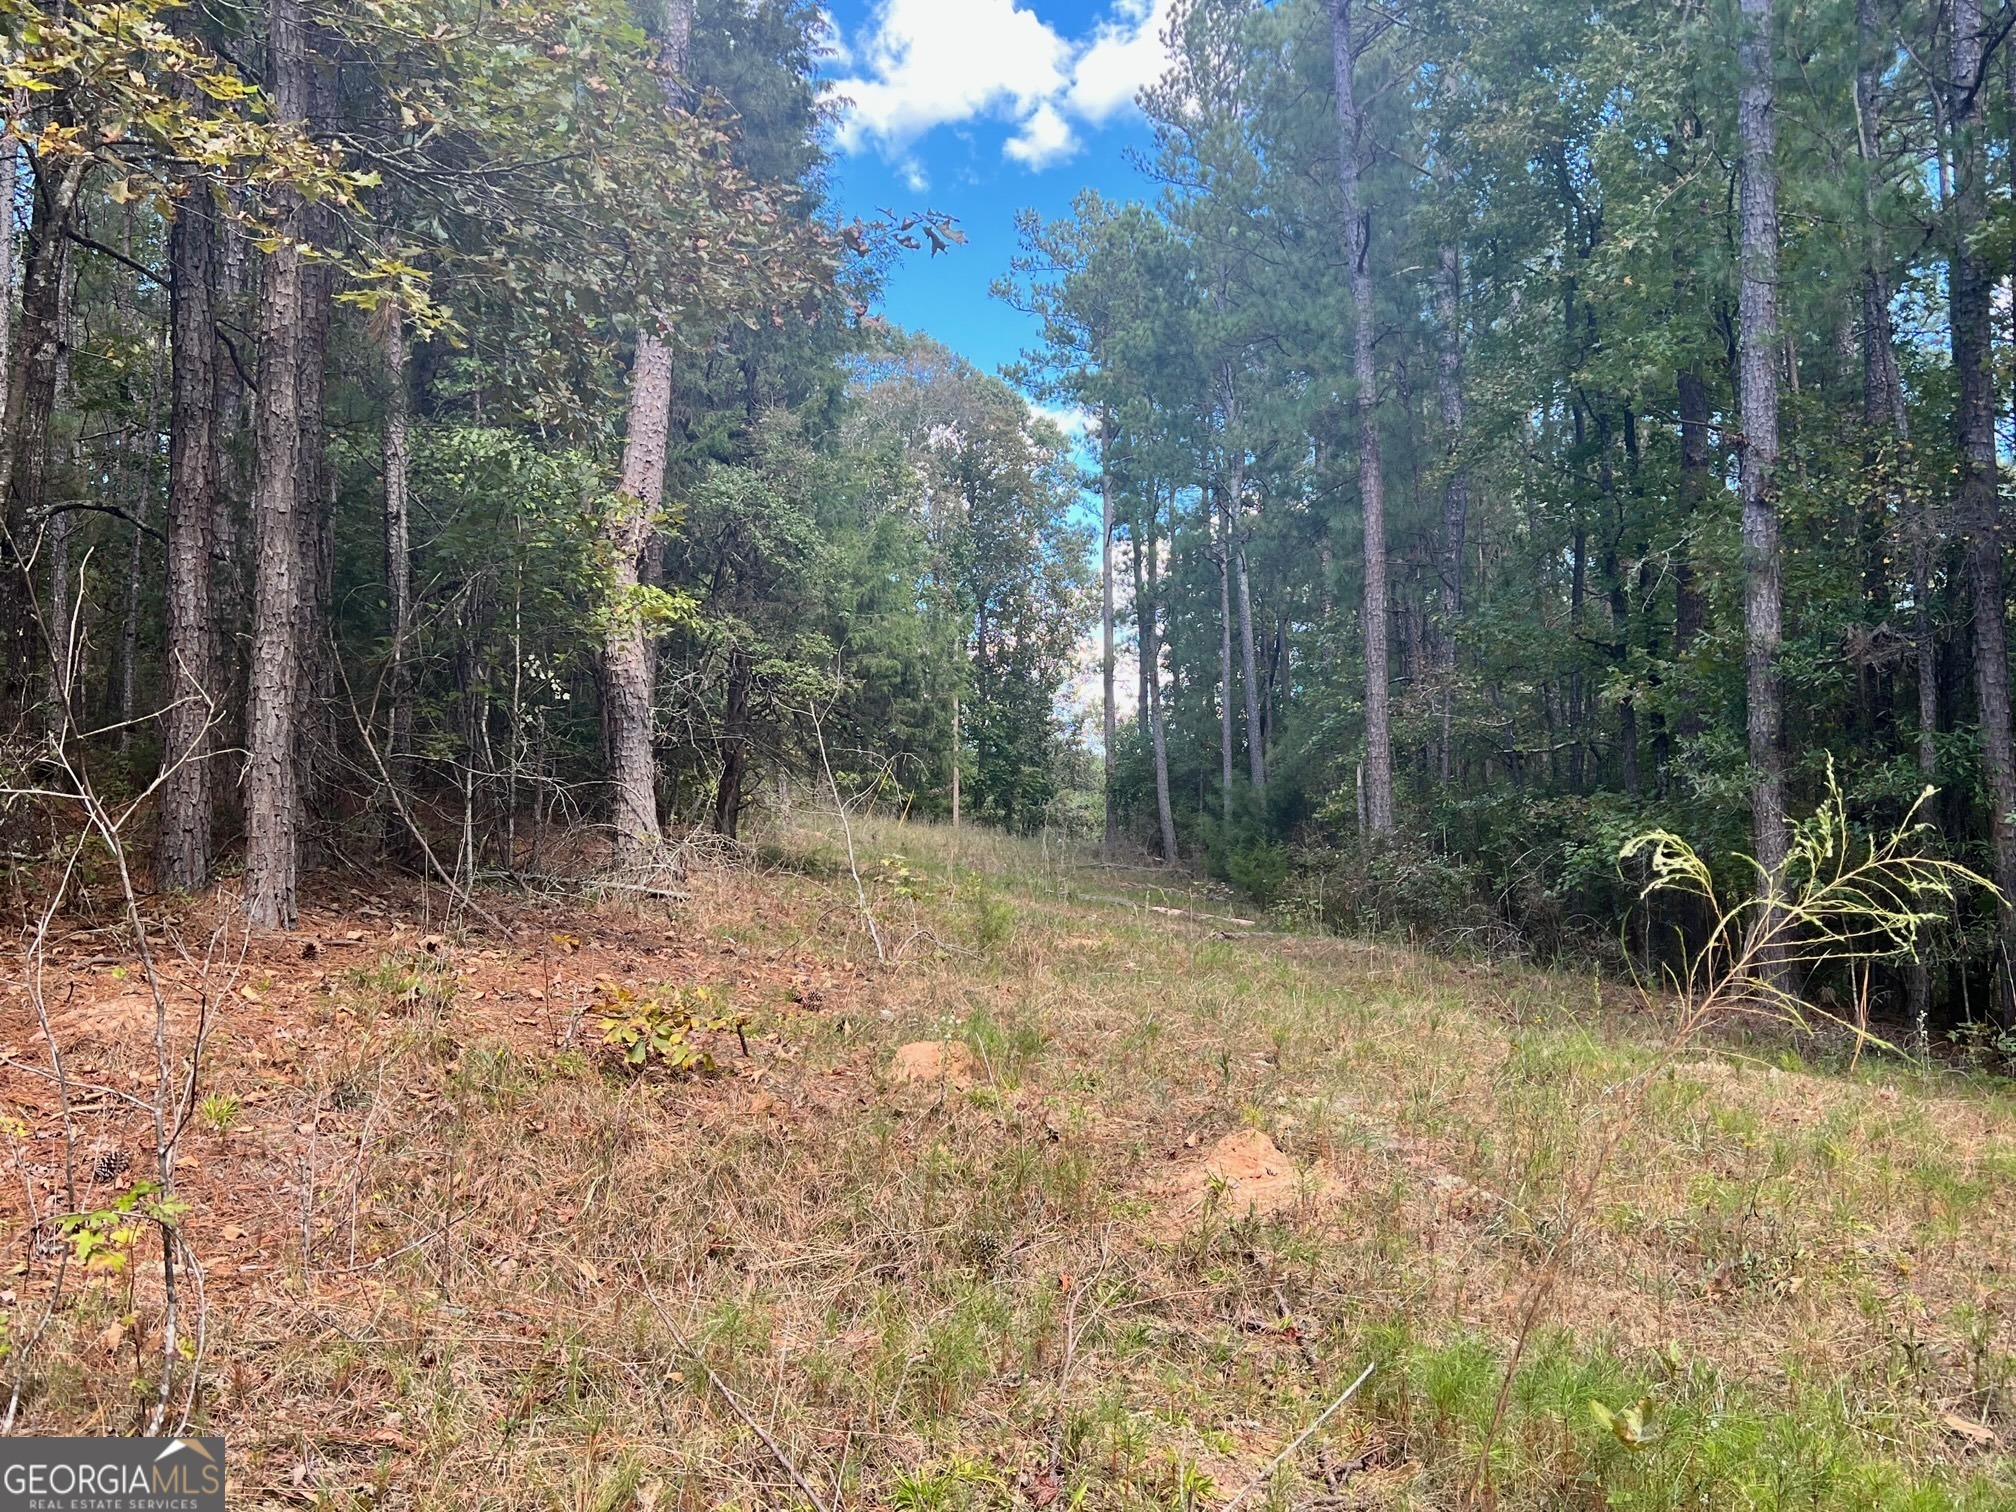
4,0,2016,1037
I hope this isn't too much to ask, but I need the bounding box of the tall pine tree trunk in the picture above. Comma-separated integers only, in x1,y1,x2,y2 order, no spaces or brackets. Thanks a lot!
1100,422,1117,854
156,193,217,891
1435,243,1466,786
1217,491,1234,822
603,0,693,868
1,155,84,713
1138,486,1179,861
243,0,309,928
0,122,14,424
1854,0,1931,1034
607,334,672,862
292,52,336,852
382,307,414,829
1331,0,1393,835
1950,0,2016,1007
115,356,160,752
1222,367,1264,795
211,204,247,755
1737,0,1788,916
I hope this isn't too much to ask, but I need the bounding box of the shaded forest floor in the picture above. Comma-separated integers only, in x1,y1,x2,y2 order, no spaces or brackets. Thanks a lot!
2,815,2014,1509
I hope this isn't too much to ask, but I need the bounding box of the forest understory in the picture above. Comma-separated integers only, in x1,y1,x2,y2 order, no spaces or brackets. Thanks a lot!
1,815,2012,1511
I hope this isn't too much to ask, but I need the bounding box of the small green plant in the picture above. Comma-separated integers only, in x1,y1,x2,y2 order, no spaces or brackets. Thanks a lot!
876,854,929,901
967,890,1014,954
596,983,745,1071
59,1181,188,1278
889,1456,1000,1511
197,1092,241,1135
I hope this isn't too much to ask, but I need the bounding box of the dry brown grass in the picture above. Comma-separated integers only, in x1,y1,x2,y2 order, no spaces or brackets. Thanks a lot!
1,815,2013,1509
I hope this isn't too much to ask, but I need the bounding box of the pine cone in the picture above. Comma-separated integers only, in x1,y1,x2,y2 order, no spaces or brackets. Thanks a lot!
964,1228,1008,1273
90,1148,131,1186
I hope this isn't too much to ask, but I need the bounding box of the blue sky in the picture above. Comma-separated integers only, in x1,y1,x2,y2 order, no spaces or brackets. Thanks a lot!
816,0,1178,422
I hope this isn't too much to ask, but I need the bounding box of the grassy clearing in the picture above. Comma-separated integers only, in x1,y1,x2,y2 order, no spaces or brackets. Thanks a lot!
3,815,2014,1508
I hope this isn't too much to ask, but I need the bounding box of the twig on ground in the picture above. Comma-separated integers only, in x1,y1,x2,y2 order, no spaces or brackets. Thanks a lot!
632,1263,834,1512
1218,1363,1375,1512
699,1361,834,1512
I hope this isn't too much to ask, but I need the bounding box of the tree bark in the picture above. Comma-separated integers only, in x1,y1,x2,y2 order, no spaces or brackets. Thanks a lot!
1,155,84,712
607,333,672,864
1737,0,1788,903
1217,489,1234,822
210,203,247,750
1435,242,1467,786
0,123,14,425
243,0,310,929
602,0,694,868
1950,0,2016,1004
292,95,336,839
1100,421,1117,854
712,646,751,838
43,354,74,735
1140,485,1178,861
1330,0,1394,835
1234,531,1264,794
115,358,161,751
156,193,218,891
383,307,414,819
1222,366,1264,796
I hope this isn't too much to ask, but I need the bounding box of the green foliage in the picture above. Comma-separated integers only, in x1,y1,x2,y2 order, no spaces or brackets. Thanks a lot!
595,984,743,1072
967,890,1015,955
58,1181,185,1278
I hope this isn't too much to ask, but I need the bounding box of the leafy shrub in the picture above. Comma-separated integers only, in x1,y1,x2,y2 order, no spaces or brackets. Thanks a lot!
596,984,744,1072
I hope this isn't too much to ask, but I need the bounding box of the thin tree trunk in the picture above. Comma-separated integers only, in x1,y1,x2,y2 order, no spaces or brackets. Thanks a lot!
1,155,84,710
1142,485,1178,861
1331,0,1393,834
603,0,694,867
1223,366,1264,795
116,355,161,752
1234,531,1264,794
383,306,413,821
243,0,310,929
1737,0,1788,909
1950,0,2016,1006
1435,242,1467,786
157,192,218,891
712,647,750,838
1674,368,1710,731
0,120,16,431
210,203,247,749
43,349,73,734
292,141,335,845
1100,420,1117,854
1217,490,1234,821
607,333,671,863
1568,519,1586,791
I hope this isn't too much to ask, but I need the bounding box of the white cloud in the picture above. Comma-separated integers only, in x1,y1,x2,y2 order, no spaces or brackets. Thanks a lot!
1066,0,1177,122
831,0,1177,173
833,0,1071,156
1005,102,1077,168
